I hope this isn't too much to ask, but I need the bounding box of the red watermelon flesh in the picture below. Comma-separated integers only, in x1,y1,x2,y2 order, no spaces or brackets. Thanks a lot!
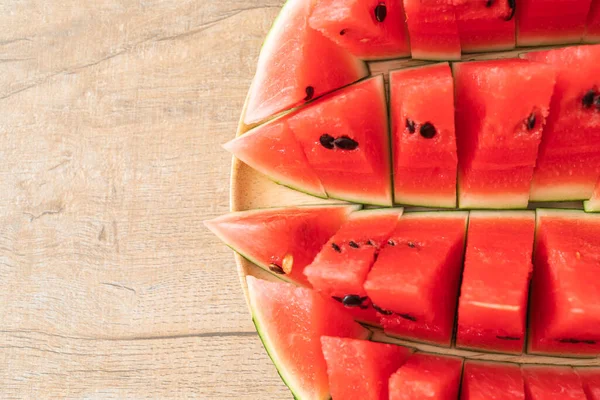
584,177,600,212
204,205,359,286
389,353,464,400
516,0,593,46
321,337,413,400
456,211,535,355
390,63,458,208
364,212,468,346
309,0,411,60
303,208,403,326
453,59,556,209
402,0,461,60
586,0,600,42
288,75,392,206
576,368,600,400
528,209,600,357
246,277,370,400
522,365,587,400
524,45,600,201
461,361,525,400
454,0,516,52
243,0,368,125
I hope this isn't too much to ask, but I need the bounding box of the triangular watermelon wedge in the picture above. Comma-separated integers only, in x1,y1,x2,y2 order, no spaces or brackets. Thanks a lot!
204,205,360,286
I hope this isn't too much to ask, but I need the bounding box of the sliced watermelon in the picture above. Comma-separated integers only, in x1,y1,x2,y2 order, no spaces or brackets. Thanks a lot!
522,365,587,400
524,45,600,201
389,352,464,400
321,336,413,400
309,0,411,60
364,212,468,346
460,360,525,400
205,205,359,286
303,208,403,326
584,177,600,212
288,75,393,206
390,63,457,208
576,368,600,400
529,209,600,357
453,0,516,53
516,0,593,46
456,211,535,354
453,59,557,209
246,277,370,400
586,0,600,42
244,0,368,125
402,0,461,60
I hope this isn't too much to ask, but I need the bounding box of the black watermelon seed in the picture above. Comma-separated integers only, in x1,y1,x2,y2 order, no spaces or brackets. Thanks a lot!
268,263,285,274
319,133,335,149
398,313,417,322
486,0,493,7
407,241,416,248
496,335,520,340
331,242,341,253
349,241,359,248
557,338,596,344
304,86,315,101
526,113,536,131
505,0,516,21
583,90,596,108
387,239,396,246
334,136,359,150
332,296,344,303
372,304,394,315
340,29,347,36
367,240,376,246
342,294,366,307
595,95,600,110
374,2,387,22
406,118,416,134
420,122,437,139
585,340,597,345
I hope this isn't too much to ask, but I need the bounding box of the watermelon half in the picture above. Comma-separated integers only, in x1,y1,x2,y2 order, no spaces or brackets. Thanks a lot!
586,0,600,42
522,365,587,400
454,0,516,52
460,360,525,400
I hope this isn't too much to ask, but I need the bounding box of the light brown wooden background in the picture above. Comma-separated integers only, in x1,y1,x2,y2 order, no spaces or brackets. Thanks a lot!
0,0,291,398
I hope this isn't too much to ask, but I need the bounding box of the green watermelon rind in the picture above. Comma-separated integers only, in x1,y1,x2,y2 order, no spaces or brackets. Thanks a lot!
347,207,405,220
584,199,600,212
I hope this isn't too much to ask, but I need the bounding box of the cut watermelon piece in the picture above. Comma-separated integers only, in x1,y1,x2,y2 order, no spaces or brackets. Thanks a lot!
205,205,359,286
586,0,600,42
576,368,600,400
246,277,370,400
402,0,461,60
454,0,516,52
461,360,525,400
524,45,600,201
516,0,593,46
453,59,557,209
528,209,600,357
584,177,600,212
390,63,458,208
389,352,464,400
304,208,403,326
321,337,413,400
243,0,368,125
288,75,393,206
364,212,468,346
309,0,411,60
522,365,587,400
456,211,535,354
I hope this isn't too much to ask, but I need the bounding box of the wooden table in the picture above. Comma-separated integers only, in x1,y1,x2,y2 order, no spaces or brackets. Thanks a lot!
1,0,291,398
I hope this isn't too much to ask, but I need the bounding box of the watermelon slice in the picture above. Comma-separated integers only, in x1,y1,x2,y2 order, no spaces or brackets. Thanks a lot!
522,365,587,400
288,75,393,206
454,0,516,52
586,0,600,42
456,211,535,354
303,208,403,326
516,0,593,46
402,0,461,60
524,45,600,201
389,352,464,400
246,277,370,400
460,360,525,400
528,209,600,357
243,0,368,125
204,205,359,286
584,178,600,212
453,58,557,209
576,368,600,400
390,63,458,208
321,337,413,400
364,211,468,346
309,0,411,60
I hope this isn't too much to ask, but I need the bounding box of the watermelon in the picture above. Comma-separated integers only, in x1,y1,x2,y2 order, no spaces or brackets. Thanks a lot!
455,211,535,354
516,0,593,46
586,0,600,42
288,75,393,206
528,209,600,357
584,178,600,212
388,352,464,400
454,0,516,52
576,368,600,400
460,360,525,400
303,208,404,325
390,63,458,208
321,337,413,400
524,45,600,201
453,58,557,209
246,277,370,400
243,0,368,125
402,0,461,60
204,205,359,286
309,0,411,60
364,211,468,346
522,365,587,400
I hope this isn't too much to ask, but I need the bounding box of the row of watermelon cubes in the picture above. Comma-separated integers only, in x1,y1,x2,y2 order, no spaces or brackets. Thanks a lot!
229,44,600,210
